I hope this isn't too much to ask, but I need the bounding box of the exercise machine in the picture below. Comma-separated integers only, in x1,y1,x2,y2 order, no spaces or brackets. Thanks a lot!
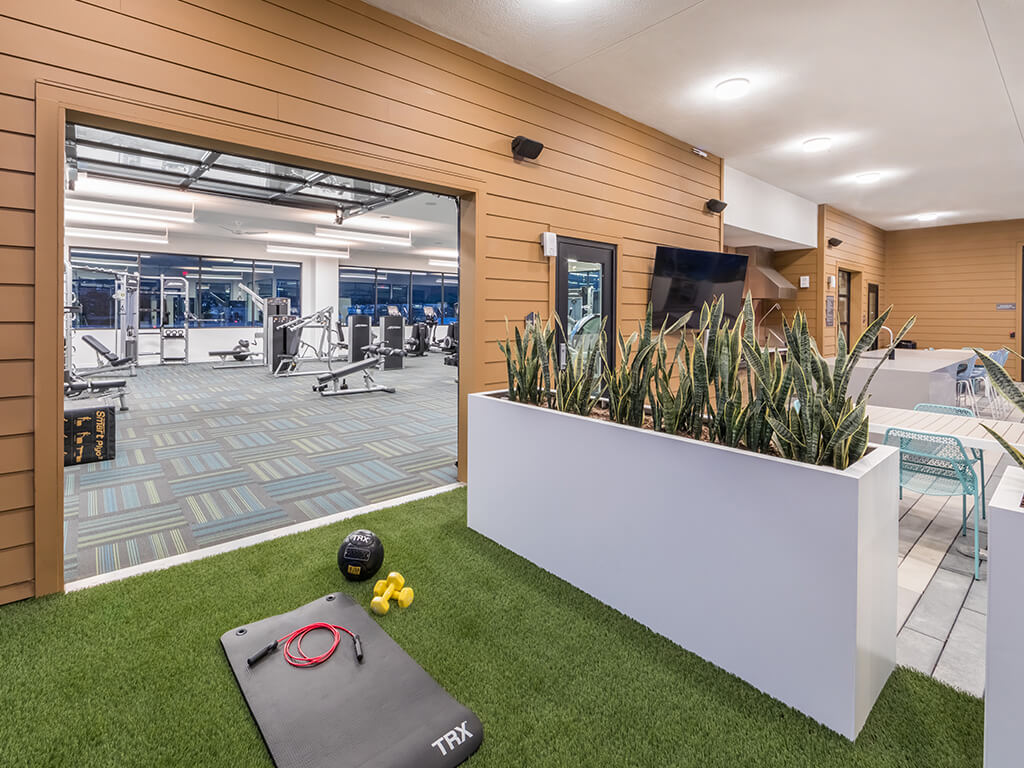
347,313,375,363
379,314,404,370
208,339,264,369
64,371,128,411
312,344,400,397
273,306,348,377
137,275,192,364
405,323,430,356
64,254,140,375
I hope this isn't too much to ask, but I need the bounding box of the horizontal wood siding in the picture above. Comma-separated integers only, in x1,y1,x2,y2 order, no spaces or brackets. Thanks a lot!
821,206,886,356
886,220,1024,378
0,0,722,601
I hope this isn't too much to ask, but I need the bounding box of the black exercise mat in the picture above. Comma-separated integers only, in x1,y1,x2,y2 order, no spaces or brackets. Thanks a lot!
222,593,483,768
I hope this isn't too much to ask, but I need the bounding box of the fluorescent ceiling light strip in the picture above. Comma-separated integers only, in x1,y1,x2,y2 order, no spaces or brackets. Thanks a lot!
315,226,412,247
74,173,196,204
66,198,194,223
66,226,169,244
71,258,142,268
428,259,459,268
267,244,350,259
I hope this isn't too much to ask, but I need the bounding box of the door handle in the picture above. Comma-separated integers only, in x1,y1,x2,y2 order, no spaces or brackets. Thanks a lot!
559,343,567,370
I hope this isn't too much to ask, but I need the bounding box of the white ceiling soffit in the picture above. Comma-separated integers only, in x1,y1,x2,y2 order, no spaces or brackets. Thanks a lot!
723,224,813,252
364,0,1024,231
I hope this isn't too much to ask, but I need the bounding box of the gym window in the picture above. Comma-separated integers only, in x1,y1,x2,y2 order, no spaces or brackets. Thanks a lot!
68,249,302,329
339,267,458,324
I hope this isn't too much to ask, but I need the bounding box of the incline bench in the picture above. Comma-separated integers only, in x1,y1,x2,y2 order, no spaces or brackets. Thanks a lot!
81,335,135,375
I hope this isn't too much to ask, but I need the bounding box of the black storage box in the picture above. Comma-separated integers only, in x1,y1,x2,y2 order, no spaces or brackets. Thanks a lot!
64,399,116,466
896,340,918,349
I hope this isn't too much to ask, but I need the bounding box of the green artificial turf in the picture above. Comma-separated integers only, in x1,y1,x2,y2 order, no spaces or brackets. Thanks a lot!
0,488,982,767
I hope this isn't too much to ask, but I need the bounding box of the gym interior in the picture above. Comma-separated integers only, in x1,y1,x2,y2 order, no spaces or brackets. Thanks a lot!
62,124,461,582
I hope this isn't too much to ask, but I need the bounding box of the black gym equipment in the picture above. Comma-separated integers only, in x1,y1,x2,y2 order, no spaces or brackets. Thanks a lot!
337,529,384,581
405,322,431,357
81,334,134,370
221,593,483,768
208,339,265,369
379,315,405,370
347,314,374,363
312,346,398,397
442,323,459,368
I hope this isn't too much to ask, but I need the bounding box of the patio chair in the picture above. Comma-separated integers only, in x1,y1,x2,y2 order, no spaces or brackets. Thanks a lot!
913,403,986,519
883,427,983,580
971,348,1010,417
955,350,978,410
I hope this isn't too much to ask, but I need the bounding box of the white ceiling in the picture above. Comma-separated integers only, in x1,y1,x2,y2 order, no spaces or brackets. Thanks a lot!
365,0,1024,230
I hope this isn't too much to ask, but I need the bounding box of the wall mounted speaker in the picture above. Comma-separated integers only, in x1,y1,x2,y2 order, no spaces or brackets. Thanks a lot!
511,136,544,160
827,237,843,248
705,199,728,214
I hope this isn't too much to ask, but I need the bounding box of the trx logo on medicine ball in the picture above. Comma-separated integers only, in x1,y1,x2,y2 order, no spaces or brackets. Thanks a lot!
429,721,473,756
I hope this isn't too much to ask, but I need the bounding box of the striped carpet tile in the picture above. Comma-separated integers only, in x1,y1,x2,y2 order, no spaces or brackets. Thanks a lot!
169,469,253,496
191,507,290,547
77,503,188,548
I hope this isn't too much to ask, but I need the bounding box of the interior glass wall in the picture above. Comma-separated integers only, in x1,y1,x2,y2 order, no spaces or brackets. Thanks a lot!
68,248,300,328
339,267,458,323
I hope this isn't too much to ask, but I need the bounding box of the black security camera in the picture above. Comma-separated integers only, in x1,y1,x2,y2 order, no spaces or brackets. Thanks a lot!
705,199,728,214
511,136,543,160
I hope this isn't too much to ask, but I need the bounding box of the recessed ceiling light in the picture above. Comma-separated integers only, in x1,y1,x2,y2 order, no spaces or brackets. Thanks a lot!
802,137,832,153
855,172,881,184
715,78,750,100
916,212,939,222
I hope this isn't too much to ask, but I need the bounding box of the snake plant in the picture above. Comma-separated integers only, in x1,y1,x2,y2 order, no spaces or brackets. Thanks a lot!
969,349,1024,467
497,317,555,406
552,315,607,417
749,307,914,469
606,305,688,428
739,295,792,454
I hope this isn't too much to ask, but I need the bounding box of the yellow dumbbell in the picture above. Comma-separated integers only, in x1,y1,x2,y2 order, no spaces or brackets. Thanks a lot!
370,571,414,615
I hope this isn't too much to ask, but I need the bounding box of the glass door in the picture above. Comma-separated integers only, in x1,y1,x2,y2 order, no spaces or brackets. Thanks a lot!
555,237,615,370
837,269,852,346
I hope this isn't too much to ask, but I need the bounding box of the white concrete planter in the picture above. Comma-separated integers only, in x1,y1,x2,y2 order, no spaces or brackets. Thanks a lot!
984,466,1024,768
468,392,898,740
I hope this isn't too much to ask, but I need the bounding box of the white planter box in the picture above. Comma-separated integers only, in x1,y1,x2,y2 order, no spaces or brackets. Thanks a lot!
468,393,898,740
984,467,1024,768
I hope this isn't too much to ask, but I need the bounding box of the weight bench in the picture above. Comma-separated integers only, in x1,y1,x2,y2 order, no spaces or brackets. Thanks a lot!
80,334,135,376
65,376,129,411
208,341,264,369
312,354,395,397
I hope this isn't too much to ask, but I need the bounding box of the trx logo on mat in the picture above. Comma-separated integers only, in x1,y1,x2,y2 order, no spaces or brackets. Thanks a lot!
430,721,473,756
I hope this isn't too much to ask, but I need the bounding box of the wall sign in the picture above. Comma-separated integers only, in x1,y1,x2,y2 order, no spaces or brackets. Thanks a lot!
825,295,835,327
996,303,1016,311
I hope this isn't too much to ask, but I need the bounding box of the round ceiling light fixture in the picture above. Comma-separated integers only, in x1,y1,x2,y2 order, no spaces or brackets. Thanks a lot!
802,137,832,153
715,77,750,100
916,212,939,222
855,172,881,184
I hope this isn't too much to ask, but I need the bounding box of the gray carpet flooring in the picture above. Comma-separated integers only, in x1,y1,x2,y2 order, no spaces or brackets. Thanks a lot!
63,357,457,581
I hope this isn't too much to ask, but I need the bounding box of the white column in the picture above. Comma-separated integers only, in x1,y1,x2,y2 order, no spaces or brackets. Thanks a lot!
985,466,1024,767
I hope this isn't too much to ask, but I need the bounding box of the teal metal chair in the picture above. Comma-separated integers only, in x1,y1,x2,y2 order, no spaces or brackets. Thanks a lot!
913,403,986,519
884,427,983,579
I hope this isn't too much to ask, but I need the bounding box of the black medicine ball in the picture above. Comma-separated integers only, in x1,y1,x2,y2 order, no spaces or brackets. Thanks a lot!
337,529,384,582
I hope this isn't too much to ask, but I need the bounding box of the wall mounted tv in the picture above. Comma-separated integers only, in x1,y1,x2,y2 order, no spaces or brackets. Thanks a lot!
650,246,749,328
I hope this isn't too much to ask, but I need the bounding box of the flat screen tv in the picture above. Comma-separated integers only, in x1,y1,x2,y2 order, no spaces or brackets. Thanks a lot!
650,246,749,328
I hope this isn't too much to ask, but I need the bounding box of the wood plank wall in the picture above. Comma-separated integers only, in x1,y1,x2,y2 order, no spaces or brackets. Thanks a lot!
820,205,886,356
886,220,1024,378
0,0,723,602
